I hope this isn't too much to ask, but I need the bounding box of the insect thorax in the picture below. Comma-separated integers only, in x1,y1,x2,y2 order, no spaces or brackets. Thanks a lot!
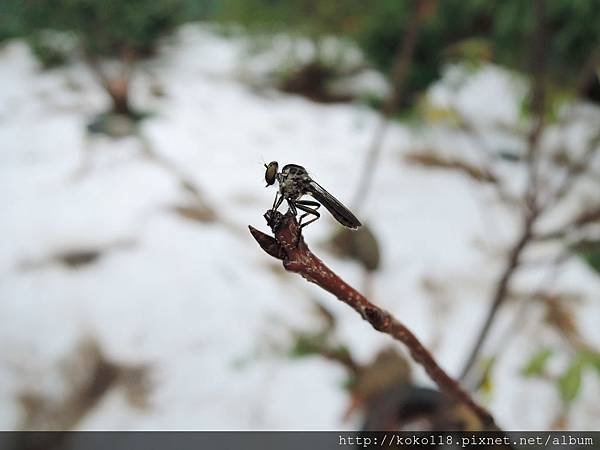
278,165,310,200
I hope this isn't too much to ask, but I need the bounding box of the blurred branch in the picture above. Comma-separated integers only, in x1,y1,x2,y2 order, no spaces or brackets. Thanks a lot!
547,129,600,207
249,210,497,429
319,348,360,374
459,208,538,382
404,151,499,184
575,46,600,99
530,128,600,242
542,295,595,354
448,105,523,208
533,204,600,241
468,248,571,391
460,0,548,383
352,0,427,210
81,46,137,115
524,0,547,208
83,52,111,93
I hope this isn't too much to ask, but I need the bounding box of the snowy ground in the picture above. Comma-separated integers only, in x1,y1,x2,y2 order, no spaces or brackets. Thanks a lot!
0,24,599,430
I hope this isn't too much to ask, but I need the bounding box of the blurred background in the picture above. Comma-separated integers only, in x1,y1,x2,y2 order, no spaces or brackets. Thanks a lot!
0,0,599,431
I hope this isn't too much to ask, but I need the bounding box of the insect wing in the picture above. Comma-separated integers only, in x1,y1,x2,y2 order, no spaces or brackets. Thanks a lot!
307,180,361,229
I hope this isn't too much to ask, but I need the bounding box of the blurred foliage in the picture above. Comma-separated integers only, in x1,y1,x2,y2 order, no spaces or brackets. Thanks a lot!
5,0,215,59
583,253,600,276
522,348,600,405
521,348,553,378
356,1,472,98
558,356,584,404
478,357,496,398
519,85,576,124
329,225,381,272
6,0,597,106
218,0,367,101
219,0,364,44
219,0,600,105
26,30,78,69
581,250,600,276
3,0,216,116
289,332,351,362
0,0,22,42
571,240,600,276
358,1,600,101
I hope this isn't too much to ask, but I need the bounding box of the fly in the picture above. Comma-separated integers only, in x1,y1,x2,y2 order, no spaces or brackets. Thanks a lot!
264,161,361,230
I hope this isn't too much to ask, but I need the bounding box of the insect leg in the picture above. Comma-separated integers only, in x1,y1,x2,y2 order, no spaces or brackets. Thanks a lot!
295,200,321,225
295,199,321,210
272,192,284,211
287,199,298,216
294,201,321,229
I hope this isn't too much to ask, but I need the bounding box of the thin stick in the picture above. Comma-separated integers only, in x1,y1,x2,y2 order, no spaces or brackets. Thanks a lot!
249,210,498,429
459,0,547,382
352,0,425,210
459,211,537,381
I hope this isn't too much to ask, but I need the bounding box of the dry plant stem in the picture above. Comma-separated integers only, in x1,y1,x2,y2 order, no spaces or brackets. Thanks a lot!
319,348,360,375
575,46,600,99
249,210,497,429
534,204,600,241
524,0,546,206
548,130,600,208
469,248,571,391
460,0,547,382
459,211,537,382
352,0,425,210
83,48,136,115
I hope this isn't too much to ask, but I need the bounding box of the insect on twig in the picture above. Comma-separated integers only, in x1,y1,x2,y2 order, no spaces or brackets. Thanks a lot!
264,161,361,230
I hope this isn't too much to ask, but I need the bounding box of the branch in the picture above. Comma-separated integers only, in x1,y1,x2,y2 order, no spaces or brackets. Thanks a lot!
459,0,547,383
249,210,497,429
467,249,571,391
351,0,426,210
459,210,537,382
548,130,600,207
533,204,600,241
575,45,600,100
524,0,547,208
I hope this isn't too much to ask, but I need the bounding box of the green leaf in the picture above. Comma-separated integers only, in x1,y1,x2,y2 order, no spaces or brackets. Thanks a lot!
572,240,600,276
521,348,553,377
582,250,600,275
479,356,497,396
583,351,600,376
557,358,584,404
341,375,357,392
289,333,327,358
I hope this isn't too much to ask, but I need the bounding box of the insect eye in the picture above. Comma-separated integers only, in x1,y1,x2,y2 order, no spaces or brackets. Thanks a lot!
264,161,278,186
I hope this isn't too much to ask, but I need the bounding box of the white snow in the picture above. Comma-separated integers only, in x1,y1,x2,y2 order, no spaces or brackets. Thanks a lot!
0,24,599,430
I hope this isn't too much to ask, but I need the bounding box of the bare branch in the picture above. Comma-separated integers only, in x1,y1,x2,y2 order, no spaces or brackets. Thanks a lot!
533,204,600,241
249,210,497,429
460,0,548,383
459,211,537,382
575,46,600,100
524,0,547,211
352,0,426,210
549,130,600,207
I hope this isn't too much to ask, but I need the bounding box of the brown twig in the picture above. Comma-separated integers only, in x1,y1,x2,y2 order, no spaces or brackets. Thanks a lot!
459,209,538,382
249,210,497,429
533,203,600,241
82,47,136,115
548,130,600,207
575,46,600,100
467,247,572,392
319,348,361,375
524,0,547,208
351,0,427,210
459,0,548,383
